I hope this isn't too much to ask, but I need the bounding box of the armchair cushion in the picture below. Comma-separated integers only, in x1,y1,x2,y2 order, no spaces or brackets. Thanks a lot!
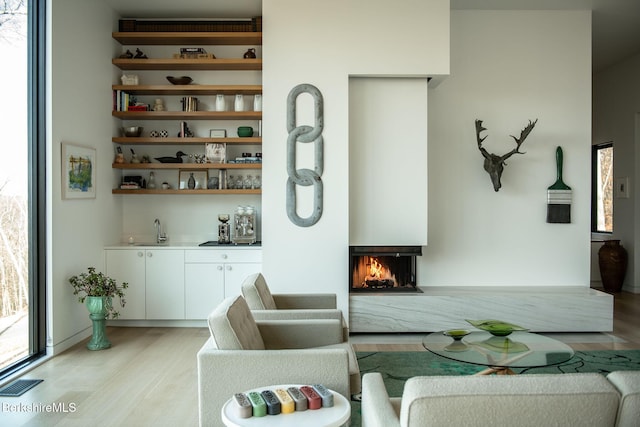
272,293,337,309
241,272,337,310
258,319,344,349
241,272,276,309
207,295,265,350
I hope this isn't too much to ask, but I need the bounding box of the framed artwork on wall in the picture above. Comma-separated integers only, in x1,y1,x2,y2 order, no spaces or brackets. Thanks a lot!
61,142,96,199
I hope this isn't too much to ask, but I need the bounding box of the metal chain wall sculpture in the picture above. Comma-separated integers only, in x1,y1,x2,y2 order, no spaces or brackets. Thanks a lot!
286,84,324,227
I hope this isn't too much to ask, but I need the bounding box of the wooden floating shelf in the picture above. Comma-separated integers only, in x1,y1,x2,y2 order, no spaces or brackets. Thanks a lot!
112,137,261,145
112,163,261,170
112,32,262,46
112,58,262,71
112,111,262,120
112,189,261,195
112,85,262,95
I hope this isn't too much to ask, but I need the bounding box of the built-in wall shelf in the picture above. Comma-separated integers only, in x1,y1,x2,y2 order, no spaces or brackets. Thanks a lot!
112,189,261,195
112,163,261,170
112,29,262,198
112,111,262,120
112,137,261,145
112,32,262,46
112,85,262,95
112,58,262,71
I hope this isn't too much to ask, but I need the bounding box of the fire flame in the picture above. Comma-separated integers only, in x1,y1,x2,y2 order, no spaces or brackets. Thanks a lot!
364,256,397,286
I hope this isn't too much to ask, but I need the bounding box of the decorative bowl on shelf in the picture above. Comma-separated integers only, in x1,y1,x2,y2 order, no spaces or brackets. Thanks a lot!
465,319,528,337
443,329,471,341
121,126,143,137
237,126,254,137
166,76,193,85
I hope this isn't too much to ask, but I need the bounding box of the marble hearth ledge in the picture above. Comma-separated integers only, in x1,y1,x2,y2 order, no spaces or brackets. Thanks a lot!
349,286,613,333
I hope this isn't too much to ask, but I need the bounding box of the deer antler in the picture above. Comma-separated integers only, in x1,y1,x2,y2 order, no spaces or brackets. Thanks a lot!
475,119,490,160
500,119,538,163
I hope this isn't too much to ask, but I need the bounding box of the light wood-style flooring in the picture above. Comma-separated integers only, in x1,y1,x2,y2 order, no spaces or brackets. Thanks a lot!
1,291,638,426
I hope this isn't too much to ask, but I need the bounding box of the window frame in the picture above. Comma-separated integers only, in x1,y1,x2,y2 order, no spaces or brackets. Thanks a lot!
591,142,614,234
0,0,47,381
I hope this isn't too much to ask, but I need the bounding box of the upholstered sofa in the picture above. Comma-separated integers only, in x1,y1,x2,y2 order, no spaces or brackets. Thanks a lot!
197,295,360,427
362,370,640,427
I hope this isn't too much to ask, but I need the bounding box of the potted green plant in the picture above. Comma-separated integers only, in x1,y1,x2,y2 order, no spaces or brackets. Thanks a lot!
69,267,128,350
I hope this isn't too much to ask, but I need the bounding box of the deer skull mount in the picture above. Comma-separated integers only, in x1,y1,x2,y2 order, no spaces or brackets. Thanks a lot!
475,119,538,192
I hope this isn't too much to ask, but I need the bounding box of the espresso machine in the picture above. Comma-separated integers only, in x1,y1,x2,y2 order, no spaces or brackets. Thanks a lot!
217,214,231,244
232,206,257,244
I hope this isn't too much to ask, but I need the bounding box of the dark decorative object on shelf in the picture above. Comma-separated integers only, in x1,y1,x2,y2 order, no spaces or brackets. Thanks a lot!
243,48,256,58
475,119,537,192
598,240,628,293
119,49,133,58
154,151,187,163
134,48,148,59
166,75,193,85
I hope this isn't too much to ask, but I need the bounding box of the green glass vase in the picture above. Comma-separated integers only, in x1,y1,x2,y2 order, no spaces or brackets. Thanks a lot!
85,296,112,350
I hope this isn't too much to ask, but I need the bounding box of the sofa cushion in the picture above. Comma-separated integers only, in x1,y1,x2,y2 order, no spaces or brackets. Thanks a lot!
207,296,265,350
241,272,277,310
401,374,619,427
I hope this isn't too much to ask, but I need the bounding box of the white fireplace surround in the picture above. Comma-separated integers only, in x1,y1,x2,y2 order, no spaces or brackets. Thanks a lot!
349,286,613,333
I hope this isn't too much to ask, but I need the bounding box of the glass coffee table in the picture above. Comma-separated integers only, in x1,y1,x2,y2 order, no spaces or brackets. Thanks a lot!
422,331,575,375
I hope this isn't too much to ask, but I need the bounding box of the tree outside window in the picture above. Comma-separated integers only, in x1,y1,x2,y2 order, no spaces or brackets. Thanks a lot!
592,143,613,233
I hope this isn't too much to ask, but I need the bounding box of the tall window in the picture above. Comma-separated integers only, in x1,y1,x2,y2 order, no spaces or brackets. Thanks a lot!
0,0,46,379
592,142,613,233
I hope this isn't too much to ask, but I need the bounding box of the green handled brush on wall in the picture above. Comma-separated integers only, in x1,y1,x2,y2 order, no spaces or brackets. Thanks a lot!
547,146,571,223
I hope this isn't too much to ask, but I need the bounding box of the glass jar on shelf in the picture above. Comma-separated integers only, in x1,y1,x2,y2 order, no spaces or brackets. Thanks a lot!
147,171,156,189
252,175,261,189
244,175,253,189
235,175,244,190
227,175,235,189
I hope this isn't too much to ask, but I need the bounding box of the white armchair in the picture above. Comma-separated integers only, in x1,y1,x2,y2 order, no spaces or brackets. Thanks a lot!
241,272,349,340
197,295,360,427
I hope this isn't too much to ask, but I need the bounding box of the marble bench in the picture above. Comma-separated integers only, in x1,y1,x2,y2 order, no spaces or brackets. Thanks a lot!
349,286,613,333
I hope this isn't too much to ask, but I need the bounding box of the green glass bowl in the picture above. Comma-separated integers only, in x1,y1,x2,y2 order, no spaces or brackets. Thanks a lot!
443,329,471,341
466,319,528,337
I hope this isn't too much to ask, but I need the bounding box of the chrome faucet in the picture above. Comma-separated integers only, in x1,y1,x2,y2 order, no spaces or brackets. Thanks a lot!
154,218,167,244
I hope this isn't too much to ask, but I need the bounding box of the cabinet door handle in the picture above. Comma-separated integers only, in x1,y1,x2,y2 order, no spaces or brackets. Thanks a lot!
138,251,144,257
221,254,228,259
147,252,153,258
217,266,223,271
226,265,232,271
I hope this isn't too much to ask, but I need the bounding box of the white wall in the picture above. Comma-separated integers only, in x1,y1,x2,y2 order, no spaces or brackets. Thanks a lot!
424,10,592,286
349,77,429,246
593,52,640,293
49,0,121,353
261,0,449,319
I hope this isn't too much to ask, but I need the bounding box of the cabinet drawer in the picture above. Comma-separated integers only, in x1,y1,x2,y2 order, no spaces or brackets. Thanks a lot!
185,249,262,263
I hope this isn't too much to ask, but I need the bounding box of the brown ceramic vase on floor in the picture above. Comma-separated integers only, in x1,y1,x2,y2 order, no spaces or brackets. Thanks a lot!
598,240,628,293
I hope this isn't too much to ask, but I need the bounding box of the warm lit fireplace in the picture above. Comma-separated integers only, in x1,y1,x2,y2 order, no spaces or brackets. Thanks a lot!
349,246,422,292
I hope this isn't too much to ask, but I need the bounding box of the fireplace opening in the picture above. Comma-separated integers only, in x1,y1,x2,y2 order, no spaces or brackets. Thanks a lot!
349,246,422,293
